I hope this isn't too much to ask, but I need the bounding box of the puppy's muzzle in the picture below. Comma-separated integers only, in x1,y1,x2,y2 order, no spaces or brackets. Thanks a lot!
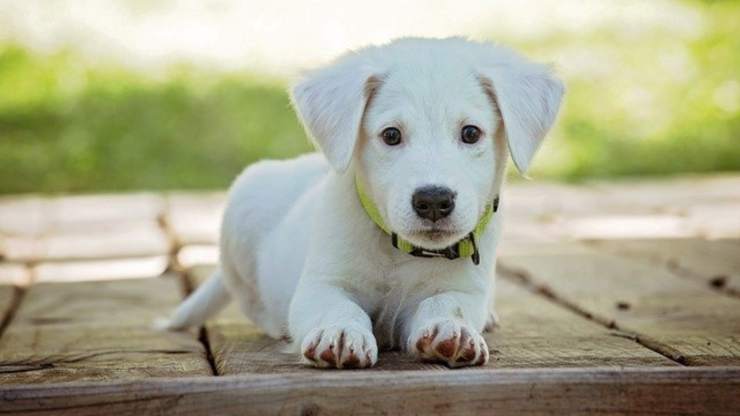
412,186,456,222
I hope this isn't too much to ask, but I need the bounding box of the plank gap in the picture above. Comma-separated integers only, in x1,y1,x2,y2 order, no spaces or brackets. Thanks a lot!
658,257,740,299
198,326,219,376
178,267,219,376
164,198,220,376
156,200,184,275
584,239,740,300
496,262,689,366
0,286,25,339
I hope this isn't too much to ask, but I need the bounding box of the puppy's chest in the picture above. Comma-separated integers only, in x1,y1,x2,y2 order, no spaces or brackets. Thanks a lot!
367,259,445,297
362,260,459,348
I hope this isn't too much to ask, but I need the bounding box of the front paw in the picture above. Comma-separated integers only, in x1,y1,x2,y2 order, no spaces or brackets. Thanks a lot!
408,319,489,368
301,325,378,369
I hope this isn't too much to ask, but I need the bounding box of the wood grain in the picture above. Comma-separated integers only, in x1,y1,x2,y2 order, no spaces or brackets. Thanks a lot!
2,367,738,415
0,275,212,384
587,238,740,294
187,264,673,374
499,242,740,365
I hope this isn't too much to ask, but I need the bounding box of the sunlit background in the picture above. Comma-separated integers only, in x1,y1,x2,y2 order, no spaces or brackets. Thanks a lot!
1,0,738,194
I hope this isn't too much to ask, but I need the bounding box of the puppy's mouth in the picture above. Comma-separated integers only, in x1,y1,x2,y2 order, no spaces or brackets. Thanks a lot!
405,225,466,249
413,228,456,241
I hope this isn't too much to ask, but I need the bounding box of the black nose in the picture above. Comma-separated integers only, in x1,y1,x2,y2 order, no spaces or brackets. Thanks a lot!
412,186,456,222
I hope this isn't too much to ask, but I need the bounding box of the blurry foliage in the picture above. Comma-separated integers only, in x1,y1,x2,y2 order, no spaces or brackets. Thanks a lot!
0,0,738,193
0,47,309,193
522,0,740,179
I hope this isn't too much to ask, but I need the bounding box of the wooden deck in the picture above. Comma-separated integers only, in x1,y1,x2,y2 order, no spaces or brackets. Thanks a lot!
1,175,739,415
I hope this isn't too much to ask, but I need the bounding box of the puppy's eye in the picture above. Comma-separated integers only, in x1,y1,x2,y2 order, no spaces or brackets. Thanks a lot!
381,127,402,146
461,125,482,144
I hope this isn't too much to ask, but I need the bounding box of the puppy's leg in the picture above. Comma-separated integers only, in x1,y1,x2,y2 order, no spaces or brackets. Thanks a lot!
290,283,377,369
404,292,489,368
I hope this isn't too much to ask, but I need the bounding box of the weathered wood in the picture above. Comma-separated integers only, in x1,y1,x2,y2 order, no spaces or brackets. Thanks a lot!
491,277,675,368
0,197,45,237
0,285,17,330
586,175,740,212
0,264,30,286
187,264,673,374
583,176,740,239
499,242,740,365
2,367,739,415
0,275,212,384
501,181,604,242
32,256,169,283
0,177,738,412
177,245,219,269
0,194,164,237
502,175,740,241
685,204,740,239
587,238,740,294
1,223,170,262
165,193,225,246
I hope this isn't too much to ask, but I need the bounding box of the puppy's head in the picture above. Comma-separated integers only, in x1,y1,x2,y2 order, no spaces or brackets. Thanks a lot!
291,38,564,249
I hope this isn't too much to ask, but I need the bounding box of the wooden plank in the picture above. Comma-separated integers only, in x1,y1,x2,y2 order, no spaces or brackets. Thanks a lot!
0,275,212,384
502,182,697,242
587,238,740,294
492,277,675,368
1,223,170,262
583,176,740,239
177,245,219,269
0,264,30,286
1,367,739,415
45,193,165,234
0,285,16,330
554,213,692,240
502,175,740,242
0,197,45,237
187,265,291,375
499,242,740,366
587,175,740,213
188,264,673,375
685,204,740,239
33,256,169,283
0,194,164,238
165,193,224,246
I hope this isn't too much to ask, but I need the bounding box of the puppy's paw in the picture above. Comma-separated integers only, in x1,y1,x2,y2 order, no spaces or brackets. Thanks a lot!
408,319,489,368
301,325,378,369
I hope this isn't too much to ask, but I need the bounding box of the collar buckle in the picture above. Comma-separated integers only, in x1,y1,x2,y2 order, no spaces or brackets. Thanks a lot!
409,244,461,260
393,233,481,264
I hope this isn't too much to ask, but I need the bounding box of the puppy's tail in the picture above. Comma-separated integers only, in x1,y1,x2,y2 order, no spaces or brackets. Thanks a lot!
157,269,231,331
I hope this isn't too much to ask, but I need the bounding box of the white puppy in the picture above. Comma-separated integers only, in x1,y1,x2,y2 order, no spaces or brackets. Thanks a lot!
165,37,563,368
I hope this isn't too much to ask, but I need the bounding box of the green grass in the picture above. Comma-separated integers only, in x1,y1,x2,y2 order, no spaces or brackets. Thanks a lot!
1,0,738,194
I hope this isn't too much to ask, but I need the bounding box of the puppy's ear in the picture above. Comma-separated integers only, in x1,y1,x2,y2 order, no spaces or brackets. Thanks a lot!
291,55,381,173
478,53,564,174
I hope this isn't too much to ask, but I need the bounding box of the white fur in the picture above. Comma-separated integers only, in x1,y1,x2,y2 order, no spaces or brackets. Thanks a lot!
164,37,563,368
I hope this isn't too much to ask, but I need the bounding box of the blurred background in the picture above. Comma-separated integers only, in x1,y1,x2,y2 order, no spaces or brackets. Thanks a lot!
0,0,738,194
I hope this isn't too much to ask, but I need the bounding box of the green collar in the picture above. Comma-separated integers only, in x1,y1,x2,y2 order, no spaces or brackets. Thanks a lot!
355,176,498,265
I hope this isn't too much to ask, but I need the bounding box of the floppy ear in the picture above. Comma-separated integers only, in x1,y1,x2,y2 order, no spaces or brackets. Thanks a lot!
479,57,564,174
290,55,381,173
